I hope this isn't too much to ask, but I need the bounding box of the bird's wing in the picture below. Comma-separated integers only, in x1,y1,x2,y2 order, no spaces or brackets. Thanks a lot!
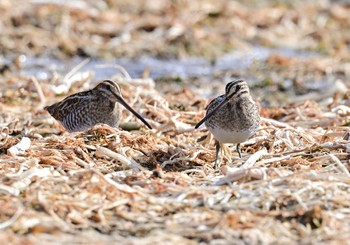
45,91,92,121
205,95,225,111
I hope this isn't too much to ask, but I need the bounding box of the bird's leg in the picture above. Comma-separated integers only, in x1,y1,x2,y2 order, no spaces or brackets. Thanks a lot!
236,143,242,158
214,140,221,169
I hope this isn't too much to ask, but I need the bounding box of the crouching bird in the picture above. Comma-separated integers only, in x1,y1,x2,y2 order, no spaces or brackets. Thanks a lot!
45,80,152,132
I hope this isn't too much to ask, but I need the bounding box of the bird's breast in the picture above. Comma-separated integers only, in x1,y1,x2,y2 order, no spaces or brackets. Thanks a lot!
207,126,255,144
90,101,121,127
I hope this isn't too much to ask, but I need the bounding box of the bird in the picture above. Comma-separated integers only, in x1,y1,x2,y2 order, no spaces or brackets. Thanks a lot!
195,79,260,168
45,80,152,132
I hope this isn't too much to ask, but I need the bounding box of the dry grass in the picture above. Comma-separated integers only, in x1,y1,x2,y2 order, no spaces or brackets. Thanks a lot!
0,67,349,244
1,0,350,59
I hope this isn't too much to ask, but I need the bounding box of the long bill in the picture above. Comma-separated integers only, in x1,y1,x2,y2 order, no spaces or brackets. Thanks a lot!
116,95,152,129
195,96,229,129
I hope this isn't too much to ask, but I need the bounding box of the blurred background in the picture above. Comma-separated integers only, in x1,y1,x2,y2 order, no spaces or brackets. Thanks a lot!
0,0,349,107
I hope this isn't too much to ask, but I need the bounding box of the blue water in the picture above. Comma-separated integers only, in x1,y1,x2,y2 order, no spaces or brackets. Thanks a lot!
17,46,320,81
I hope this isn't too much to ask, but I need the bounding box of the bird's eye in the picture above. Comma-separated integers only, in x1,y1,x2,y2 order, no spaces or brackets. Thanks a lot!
235,85,241,92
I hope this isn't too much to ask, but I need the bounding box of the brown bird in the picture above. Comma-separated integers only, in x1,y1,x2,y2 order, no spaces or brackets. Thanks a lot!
195,79,260,168
45,80,152,132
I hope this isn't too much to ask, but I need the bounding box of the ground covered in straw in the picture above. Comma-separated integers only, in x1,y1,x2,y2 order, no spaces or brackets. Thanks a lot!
0,0,350,244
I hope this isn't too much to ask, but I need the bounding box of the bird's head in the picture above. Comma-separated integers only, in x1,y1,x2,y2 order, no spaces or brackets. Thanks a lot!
225,79,250,100
95,80,121,98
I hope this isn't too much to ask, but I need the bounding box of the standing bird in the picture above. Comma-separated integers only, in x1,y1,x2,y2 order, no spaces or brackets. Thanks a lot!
45,80,152,132
195,79,260,168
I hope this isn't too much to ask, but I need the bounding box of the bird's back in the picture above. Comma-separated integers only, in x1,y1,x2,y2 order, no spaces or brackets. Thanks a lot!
45,89,120,132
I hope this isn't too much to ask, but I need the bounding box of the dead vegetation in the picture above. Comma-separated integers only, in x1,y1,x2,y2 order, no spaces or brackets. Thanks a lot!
1,0,350,59
0,0,350,244
0,66,349,244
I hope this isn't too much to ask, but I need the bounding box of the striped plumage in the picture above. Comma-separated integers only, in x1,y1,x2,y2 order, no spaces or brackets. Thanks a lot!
195,79,260,168
45,80,152,132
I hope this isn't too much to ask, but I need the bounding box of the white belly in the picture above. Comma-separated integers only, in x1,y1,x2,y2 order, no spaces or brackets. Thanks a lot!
208,127,253,144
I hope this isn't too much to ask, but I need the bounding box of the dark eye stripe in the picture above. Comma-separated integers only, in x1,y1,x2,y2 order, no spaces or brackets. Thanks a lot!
102,80,121,93
230,85,244,98
225,79,246,95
